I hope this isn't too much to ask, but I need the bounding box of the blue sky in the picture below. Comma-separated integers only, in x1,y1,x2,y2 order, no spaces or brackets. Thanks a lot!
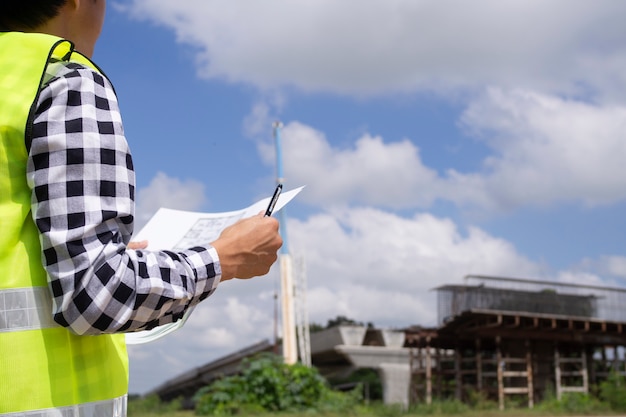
93,1,626,394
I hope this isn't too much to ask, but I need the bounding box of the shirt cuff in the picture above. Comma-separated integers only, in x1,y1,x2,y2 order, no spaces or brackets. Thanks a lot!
205,246,222,291
183,246,222,298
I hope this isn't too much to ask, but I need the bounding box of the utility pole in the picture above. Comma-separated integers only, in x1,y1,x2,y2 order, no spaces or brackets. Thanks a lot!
273,121,298,365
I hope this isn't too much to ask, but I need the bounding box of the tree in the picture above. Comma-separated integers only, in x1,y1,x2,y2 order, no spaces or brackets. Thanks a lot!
310,315,374,333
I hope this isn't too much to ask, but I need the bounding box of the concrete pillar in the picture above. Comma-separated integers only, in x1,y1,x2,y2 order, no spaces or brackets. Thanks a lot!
378,363,411,409
333,345,412,408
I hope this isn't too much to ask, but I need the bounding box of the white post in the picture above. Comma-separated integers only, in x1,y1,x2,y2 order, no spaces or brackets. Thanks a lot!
294,255,311,366
280,253,298,364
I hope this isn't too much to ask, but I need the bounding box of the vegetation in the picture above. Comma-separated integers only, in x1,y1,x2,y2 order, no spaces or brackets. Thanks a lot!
598,370,626,412
128,361,626,417
309,315,374,333
327,368,384,402
193,353,361,415
127,394,183,415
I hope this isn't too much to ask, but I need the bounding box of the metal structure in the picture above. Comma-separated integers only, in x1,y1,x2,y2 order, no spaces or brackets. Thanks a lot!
272,121,298,364
437,275,626,325
272,121,311,366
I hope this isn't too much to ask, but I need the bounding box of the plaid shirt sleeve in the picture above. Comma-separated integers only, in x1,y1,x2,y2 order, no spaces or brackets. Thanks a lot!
26,61,222,335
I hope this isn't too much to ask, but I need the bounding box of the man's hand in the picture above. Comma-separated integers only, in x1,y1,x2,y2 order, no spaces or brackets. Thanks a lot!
211,213,283,280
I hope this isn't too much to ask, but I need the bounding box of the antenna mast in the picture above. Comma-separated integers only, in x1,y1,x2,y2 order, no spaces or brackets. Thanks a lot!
273,121,298,364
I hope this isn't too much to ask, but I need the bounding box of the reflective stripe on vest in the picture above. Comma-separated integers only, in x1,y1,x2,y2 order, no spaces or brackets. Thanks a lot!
0,287,58,332
0,395,127,417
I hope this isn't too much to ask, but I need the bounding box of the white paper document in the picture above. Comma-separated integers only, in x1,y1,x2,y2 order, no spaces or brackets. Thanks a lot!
125,186,304,345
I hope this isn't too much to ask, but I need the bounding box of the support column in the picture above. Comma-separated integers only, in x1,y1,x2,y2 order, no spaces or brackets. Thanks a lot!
496,336,504,411
476,338,483,391
587,346,596,386
455,345,462,401
378,363,411,409
426,338,432,405
582,346,589,394
555,345,562,401
526,339,534,409
436,346,442,398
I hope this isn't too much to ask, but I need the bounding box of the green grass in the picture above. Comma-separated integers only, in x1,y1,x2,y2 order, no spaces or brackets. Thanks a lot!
128,411,626,417
127,406,626,417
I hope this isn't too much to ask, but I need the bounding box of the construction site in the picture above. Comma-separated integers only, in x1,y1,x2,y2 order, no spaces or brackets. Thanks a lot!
407,275,626,409
151,275,626,410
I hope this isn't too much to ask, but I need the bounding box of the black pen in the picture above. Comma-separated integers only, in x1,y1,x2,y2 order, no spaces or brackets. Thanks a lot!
264,184,283,216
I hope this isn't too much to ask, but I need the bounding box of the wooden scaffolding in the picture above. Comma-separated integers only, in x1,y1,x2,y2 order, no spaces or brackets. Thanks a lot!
406,310,626,409
407,276,626,409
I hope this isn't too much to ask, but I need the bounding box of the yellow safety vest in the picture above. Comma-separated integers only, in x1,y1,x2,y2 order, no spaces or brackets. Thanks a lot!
0,32,129,416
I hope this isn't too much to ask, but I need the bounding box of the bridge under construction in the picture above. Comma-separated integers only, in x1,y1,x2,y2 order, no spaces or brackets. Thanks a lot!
151,275,626,410
407,275,626,409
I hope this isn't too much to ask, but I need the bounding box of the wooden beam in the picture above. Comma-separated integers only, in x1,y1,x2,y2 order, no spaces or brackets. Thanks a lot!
526,340,534,409
497,336,504,411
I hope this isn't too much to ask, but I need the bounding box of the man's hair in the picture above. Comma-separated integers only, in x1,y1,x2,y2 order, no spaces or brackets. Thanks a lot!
0,0,67,31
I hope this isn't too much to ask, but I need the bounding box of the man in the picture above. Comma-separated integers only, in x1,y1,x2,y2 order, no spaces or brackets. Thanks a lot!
0,1,283,416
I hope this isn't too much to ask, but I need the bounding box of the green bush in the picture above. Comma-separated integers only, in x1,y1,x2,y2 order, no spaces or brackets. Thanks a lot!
317,384,364,414
599,371,626,411
194,353,361,415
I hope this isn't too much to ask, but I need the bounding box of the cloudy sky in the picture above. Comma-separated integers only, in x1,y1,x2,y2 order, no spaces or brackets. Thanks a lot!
94,1,626,394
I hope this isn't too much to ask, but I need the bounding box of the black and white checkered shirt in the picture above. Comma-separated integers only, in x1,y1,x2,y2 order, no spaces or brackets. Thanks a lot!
27,60,221,335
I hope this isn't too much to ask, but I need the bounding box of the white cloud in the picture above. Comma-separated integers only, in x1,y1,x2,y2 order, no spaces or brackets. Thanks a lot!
119,0,626,100
243,93,287,138
134,172,206,229
258,121,440,209
569,256,626,283
243,101,273,139
604,257,626,280
456,88,626,209
289,208,542,328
